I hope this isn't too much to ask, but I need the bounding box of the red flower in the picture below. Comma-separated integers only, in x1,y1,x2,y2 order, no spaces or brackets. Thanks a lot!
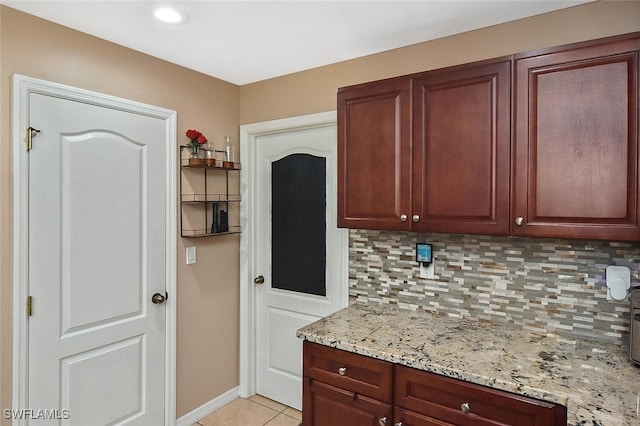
185,129,200,140
185,129,207,146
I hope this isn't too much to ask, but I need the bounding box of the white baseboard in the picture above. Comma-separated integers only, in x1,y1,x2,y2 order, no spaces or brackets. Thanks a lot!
176,386,240,426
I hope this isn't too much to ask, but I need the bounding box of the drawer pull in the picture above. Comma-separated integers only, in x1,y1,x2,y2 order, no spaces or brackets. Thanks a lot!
394,423,403,426
338,367,347,376
461,402,471,414
378,417,387,426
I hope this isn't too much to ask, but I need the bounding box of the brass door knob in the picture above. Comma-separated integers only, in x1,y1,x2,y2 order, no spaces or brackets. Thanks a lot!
254,275,265,284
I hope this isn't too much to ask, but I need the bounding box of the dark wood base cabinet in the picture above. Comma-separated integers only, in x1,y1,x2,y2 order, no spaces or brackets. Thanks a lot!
303,341,393,426
302,341,567,426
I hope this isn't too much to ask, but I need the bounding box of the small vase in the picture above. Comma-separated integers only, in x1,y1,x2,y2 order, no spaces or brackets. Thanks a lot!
188,145,203,166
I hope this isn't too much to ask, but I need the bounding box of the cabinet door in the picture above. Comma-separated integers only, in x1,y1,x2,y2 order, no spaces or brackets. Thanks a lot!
338,77,412,230
412,59,511,235
303,378,392,426
514,35,640,240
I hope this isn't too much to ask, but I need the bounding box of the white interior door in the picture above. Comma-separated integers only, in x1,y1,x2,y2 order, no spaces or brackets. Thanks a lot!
254,122,347,410
27,92,168,425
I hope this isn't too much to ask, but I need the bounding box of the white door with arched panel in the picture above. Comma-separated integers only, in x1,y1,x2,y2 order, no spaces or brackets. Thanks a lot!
25,89,172,425
249,116,348,410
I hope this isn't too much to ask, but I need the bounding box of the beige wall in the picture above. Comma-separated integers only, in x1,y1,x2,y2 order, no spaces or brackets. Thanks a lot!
240,1,640,124
0,5,240,422
2,0,640,424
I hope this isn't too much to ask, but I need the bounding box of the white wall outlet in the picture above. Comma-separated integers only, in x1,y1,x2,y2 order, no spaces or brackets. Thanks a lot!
420,260,435,279
186,246,196,265
606,265,630,301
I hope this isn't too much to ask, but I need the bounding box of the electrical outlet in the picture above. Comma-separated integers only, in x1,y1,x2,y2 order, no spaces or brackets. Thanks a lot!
420,260,435,279
186,246,196,265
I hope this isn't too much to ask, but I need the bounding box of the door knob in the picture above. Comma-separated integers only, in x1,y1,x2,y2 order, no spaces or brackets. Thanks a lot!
412,214,420,222
254,275,265,284
515,216,524,226
151,293,166,304
400,214,407,222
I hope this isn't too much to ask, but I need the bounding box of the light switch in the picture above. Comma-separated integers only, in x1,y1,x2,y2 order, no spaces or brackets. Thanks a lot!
186,246,196,265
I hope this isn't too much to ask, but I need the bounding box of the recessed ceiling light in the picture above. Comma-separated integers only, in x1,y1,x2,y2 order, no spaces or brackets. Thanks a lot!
154,7,187,24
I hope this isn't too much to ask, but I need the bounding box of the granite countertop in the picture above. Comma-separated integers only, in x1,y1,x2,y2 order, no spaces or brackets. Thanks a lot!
296,303,640,426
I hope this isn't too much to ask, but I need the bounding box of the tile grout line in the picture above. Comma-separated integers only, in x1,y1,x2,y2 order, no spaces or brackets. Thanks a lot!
249,398,287,413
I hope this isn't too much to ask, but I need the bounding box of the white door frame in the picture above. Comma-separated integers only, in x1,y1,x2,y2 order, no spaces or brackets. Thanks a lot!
11,74,178,425
238,111,347,398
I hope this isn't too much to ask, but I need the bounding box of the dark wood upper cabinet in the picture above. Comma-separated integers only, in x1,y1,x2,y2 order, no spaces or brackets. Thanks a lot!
513,34,640,240
337,76,412,230
413,59,511,235
337,31,640,241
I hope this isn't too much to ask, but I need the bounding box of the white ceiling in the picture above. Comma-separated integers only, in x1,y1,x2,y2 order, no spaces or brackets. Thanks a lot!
3,0,591,85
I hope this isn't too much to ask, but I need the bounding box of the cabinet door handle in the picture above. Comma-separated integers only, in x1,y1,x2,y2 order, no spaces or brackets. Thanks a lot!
338,367,347,376
461,402,471,413
515,216,524,226
400,214,408,222
412,214,420,222
378,417,387,426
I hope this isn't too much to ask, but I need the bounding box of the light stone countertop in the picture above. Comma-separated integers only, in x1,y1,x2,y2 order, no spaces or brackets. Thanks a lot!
296,303,640,426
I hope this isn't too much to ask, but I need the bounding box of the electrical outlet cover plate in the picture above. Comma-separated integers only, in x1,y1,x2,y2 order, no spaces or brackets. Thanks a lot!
420,260,435,279
606,265,630,301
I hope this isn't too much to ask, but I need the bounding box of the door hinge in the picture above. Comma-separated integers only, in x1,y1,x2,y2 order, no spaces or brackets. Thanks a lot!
27,296,32,316
26,127,40,152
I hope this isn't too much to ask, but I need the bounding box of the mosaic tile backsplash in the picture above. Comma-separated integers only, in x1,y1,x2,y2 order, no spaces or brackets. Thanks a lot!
349,229,640,345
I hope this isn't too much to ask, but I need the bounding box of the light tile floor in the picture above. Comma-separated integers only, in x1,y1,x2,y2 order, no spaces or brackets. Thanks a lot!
192,394,302,426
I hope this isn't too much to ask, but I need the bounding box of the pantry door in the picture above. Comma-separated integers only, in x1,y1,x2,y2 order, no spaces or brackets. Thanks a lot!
19,81,175,425
249,113,348,410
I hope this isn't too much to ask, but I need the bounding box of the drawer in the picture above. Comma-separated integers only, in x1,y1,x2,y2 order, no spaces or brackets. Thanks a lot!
395,366,566,426
303,341,393,403
303,378,392,426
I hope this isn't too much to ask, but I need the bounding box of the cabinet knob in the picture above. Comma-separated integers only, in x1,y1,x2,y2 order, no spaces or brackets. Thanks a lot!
394,423,403,426
461,402,471,414
515,216,524,226
338,367,347,376
400,214,408,222
412,214,420,223
378,417,387,426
